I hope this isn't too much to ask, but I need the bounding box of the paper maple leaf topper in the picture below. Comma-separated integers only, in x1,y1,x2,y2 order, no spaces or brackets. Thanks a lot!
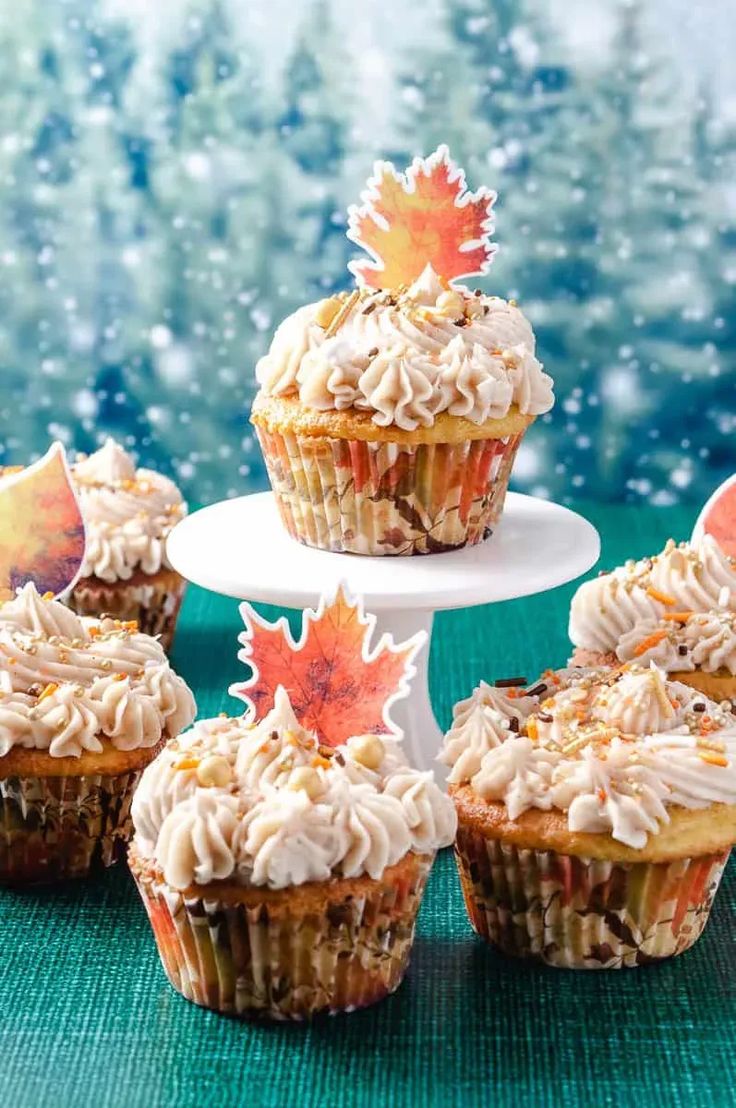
228,586,425,747
347,144,497,290
0,443,86,601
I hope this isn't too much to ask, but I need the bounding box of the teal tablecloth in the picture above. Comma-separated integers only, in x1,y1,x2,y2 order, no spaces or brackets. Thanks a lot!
2,503,734,1108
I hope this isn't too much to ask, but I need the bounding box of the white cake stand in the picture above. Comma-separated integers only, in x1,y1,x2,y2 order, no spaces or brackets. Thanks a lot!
167,491,600,772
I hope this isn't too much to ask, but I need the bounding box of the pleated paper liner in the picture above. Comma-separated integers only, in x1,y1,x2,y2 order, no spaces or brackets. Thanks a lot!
255,425,526,555
0,768,147,884
68,569,186,652
129,847,434,1020
454,821,729,969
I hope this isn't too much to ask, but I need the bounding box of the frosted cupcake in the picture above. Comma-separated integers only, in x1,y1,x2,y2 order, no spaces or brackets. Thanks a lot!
569,536,736,700
0,583,195,882
440,666,736,968
252,147,554,555
130,687,455,1019
68,439,187,650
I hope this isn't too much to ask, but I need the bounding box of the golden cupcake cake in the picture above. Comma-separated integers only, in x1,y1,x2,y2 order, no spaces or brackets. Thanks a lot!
440,665,736,968
0,584,195,883
130,586,455,1020
68,439,187,650
252,146,554,555
569,535,736,700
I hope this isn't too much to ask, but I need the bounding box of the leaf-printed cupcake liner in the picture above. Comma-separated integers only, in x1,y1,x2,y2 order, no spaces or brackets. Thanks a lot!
255,426,526,555
68,573,186,651
454,821,729,969
130,847,434,1020
0,769,146,884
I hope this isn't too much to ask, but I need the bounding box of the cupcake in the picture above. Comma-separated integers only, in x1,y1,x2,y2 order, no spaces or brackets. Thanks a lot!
440,665,736,968
0,583,195,883
67,439,187,650
130,686,456,1019
569,535,736,700
251,148,554,555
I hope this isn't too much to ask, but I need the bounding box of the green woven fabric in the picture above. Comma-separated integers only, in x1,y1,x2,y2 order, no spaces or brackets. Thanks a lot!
1,503,733,1108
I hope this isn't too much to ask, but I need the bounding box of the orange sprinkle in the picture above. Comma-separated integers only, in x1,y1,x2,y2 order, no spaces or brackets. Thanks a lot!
633,630,668,656
42,591,54,601
258,742,271,754
174,757,199,771
38,682,58,702
121,620,138,632
662,612,693,623
699,751,728,768
646,587,677,606
88,626,101,638
311,755,330,769
113,672,127,682
526,717,538,742
597,787,607,803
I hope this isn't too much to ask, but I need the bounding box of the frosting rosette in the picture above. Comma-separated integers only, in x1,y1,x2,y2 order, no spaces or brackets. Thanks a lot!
442,666,736,968
72,438,186,583
568,537,736,701
256,266,552,430
0,583,196,883
129,686,455,1019
67,439,188,649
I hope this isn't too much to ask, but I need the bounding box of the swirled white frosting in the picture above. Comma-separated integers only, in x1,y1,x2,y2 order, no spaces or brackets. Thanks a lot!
569,536,736,654
441,665,736,849
0,583,195,757
615,610,736,675
72,439,186,583
256,265,554,431
132,685,456,890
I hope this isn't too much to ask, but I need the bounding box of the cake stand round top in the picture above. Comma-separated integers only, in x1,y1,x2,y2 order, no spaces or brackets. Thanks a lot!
167,491,600,609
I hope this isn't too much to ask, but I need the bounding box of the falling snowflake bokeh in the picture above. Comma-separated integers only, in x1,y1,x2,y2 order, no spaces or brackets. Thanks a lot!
0,0,734,508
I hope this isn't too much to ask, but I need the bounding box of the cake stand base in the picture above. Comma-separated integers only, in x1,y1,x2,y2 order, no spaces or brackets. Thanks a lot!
167,492,600,771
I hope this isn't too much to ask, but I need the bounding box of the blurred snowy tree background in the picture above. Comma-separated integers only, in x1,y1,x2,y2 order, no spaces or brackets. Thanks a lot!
1,0,734,507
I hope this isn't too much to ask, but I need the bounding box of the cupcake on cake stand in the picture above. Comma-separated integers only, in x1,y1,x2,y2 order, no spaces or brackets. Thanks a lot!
168,147,600,771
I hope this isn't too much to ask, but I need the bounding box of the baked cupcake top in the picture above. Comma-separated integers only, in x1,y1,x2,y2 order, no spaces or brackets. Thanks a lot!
569,536,736,657
0,583,195,757
72,439,186,583
440,666,736,849
256,265,553,432
132,686,456,890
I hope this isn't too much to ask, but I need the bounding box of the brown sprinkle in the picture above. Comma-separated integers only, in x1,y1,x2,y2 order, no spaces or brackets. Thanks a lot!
494,677,528,689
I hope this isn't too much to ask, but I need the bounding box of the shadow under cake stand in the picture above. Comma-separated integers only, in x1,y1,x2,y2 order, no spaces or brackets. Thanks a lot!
167,491,600,773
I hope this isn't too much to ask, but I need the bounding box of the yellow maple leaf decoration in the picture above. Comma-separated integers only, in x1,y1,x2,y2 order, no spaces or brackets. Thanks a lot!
347,144,497,290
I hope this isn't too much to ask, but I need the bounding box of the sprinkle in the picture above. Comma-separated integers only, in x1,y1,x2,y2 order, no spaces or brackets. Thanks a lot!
368,346,379,357
537,712,553,723
174,757,200,771
313,295,342,329
42,591,54,601
526,682,547,698
88,627,101,638
112,672,127,682
693,703,706,713
508,717,519,733
678,645,688,656
597,787,607,803
494,677,528,688
662,612,693,623
633,630,668,656
38,682,58,702
362,302,376,315
311,754,330,769
646,587,677,606
121,620,138,632
324,289,360,338
526,718,538,742
699,751,728,768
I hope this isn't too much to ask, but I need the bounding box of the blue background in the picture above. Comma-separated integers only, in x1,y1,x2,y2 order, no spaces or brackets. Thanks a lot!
1,0,735,508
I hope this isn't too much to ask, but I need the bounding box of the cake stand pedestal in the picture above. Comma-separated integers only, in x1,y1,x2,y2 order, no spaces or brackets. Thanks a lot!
167,491,600,772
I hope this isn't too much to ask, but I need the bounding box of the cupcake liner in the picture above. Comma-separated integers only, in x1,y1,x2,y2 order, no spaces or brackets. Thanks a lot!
255,425,526,555
130,849,434,1020
0,769,145,884
68,573,186,651
454,821,729,969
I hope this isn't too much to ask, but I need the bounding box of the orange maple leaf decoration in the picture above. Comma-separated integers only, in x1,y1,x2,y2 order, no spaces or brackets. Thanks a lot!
228,585,424,746
0,443,85,600
347,144,497,290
